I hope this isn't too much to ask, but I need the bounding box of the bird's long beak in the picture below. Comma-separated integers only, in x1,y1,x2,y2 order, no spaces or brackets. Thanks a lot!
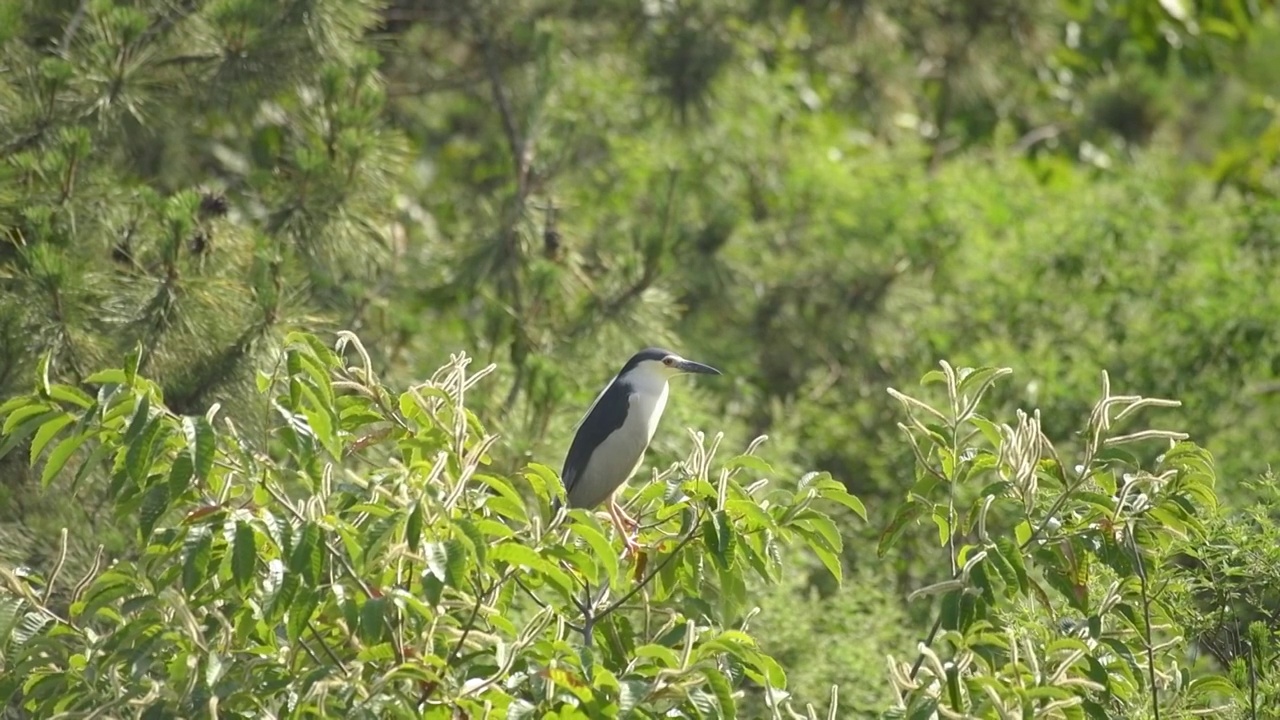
676,358,722,375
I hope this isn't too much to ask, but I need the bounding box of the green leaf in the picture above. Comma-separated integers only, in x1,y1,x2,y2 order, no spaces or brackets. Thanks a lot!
701,511,734,570
183,530,213,594
40,431,91,486
1015,519,1033,547
454,517,488,569
125,418,166,484
70,442,112,493
723,454,773,475
725,498,774,532
817,482,867,521
800,528,843,584
619,680,650,715
475,474,530,524
3,402,53,435
489,542,573,596
233,522,256,591
522,462,559,503
406,503,423,553
29,413,73,466
994,536,1029,596
878,501,924,557
424,541,450,583
701,665,736,716
634,644,681,667
798,513,843,553
0,409,60,462
289,522,324,585
359,597,388,645
1185,674,1239,701
122,394,151,443
569,521,619,587
931,509,950,546
0,597,24,646
48,384,94,409
297,384,340,457
138,484,170,542
184,415,216,480
83,369,128,385
287,588,319,644
167,453,193,496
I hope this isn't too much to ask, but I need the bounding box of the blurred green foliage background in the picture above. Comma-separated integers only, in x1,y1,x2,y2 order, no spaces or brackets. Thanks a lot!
3,0,1280,714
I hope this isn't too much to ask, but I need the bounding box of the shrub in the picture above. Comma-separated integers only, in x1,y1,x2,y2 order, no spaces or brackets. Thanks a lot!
0,331,862,718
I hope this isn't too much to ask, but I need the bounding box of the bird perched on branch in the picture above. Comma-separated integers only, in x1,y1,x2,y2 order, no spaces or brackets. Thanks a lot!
558,347,722,554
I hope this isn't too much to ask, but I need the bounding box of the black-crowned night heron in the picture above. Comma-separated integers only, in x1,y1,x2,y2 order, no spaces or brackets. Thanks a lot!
558,347,721,553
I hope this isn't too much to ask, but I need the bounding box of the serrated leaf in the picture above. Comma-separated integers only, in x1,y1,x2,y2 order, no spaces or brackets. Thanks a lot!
297,384,339,457
634,644,681,667
994,536,1029,596
489,542,573,596
122,394,151,443
183,530,213,594
818,483,867,521
183,415,216,480
359,597,388,644
167,453,193,496
29,413,73,466
48,384,94,409
701,511,735,570
125,418,166,484
0,409,59,462
723,454,773,475
0,597,24,645
138,484,170,542
3,402,53,435
425,541,449,583
289,522,324,584
40,431,91,486
878,501,924,557
287,587,319,644
70,442,112,493
619,680,650,715
454,517,488,569
406,503,423,553
569,521,619,587
233,522,256,591
84,369,128,385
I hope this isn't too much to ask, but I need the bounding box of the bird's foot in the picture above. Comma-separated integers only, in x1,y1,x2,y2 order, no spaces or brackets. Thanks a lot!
620,533,642,560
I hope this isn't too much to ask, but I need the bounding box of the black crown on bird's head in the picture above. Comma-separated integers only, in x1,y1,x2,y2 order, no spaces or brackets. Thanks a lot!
618,347,677,375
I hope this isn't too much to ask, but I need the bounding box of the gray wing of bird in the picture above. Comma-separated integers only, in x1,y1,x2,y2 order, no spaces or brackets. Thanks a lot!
560,378,643,509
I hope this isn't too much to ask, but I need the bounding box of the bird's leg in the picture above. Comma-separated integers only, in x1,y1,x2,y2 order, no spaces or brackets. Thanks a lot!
610,495,639,533
608,497,641,557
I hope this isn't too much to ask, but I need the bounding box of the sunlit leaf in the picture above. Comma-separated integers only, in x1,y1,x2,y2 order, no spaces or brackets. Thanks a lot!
29,412,73,465
40,431,90,486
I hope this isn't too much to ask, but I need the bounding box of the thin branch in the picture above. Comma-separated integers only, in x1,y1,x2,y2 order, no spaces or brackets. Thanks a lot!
307,619,346,671
1129,525,1162,720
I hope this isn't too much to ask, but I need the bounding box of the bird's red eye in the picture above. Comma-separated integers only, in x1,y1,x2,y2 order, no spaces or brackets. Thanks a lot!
663,357,674,366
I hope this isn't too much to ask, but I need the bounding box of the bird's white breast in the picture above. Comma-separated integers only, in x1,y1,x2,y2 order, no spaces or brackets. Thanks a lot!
630,374,670,443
